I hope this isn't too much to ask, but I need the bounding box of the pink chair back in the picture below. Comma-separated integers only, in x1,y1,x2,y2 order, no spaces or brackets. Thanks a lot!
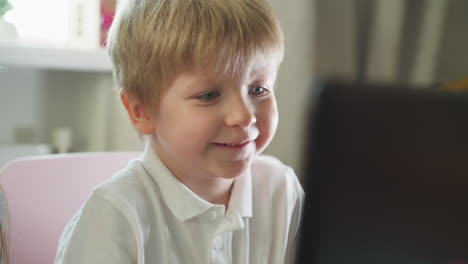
0,152,139,264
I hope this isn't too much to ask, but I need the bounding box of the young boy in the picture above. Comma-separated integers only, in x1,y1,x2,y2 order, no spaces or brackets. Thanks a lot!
55,0,304,263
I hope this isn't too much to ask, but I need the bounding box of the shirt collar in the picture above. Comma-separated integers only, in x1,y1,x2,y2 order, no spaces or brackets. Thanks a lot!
138,142,253,222
228,166,253,218
138,143,212,222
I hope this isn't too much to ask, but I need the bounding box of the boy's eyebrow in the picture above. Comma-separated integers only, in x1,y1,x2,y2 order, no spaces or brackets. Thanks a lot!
180,78,215,94
250,69,278,83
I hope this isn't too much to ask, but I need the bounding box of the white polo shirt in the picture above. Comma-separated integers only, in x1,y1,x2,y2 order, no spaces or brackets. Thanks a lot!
55,146,304,264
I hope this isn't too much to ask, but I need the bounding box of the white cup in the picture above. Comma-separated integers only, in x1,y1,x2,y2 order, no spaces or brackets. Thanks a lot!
52,127,72,153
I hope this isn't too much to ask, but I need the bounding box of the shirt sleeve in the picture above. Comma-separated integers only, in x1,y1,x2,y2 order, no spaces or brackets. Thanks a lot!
54,191,138,264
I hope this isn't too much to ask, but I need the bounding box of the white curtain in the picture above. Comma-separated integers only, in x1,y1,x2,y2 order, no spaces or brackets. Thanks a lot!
314,0,466,86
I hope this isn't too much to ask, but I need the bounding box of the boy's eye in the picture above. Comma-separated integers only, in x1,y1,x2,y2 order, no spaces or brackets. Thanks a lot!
249,86,269,96
197,91,220,101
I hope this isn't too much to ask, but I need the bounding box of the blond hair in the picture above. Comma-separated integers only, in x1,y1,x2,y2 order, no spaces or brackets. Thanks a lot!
107,0,284,111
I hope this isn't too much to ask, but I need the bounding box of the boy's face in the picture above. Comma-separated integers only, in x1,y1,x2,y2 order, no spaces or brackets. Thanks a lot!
143,59,278,181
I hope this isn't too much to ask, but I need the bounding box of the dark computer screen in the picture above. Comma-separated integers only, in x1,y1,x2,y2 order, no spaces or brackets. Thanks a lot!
297,81,468,264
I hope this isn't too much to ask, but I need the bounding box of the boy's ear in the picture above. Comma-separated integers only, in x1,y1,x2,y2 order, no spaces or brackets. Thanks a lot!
120,91,155,134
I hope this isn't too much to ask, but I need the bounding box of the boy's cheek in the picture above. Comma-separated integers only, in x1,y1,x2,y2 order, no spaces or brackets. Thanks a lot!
264,99,279,132
256,115,278,152
258,102,279,151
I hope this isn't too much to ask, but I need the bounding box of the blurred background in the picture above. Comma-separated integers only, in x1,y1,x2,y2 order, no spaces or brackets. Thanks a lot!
0,0,467,177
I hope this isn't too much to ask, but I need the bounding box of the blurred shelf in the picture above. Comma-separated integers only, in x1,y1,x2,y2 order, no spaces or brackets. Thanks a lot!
0,43,112,72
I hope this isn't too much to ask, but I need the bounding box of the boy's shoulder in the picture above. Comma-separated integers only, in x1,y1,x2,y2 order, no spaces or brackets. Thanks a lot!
250,155,304,216
95,161,144,191
90,160,154,211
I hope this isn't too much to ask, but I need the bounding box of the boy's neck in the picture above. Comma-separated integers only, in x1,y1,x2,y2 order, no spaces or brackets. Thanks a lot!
150,142,235,208
184,177,234,208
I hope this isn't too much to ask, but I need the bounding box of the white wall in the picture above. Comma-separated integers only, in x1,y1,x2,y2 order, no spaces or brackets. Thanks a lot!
266,0,316,176
0,68,117,152
0,67,46,143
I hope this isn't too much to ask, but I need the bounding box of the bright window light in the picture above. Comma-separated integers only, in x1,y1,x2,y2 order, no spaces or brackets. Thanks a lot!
4,0,71,44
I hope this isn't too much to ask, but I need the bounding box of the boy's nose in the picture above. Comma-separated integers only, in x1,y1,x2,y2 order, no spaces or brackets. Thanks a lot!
225,99,257,128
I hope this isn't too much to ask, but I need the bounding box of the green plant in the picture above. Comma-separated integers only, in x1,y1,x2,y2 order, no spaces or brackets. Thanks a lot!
0,0,12,17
